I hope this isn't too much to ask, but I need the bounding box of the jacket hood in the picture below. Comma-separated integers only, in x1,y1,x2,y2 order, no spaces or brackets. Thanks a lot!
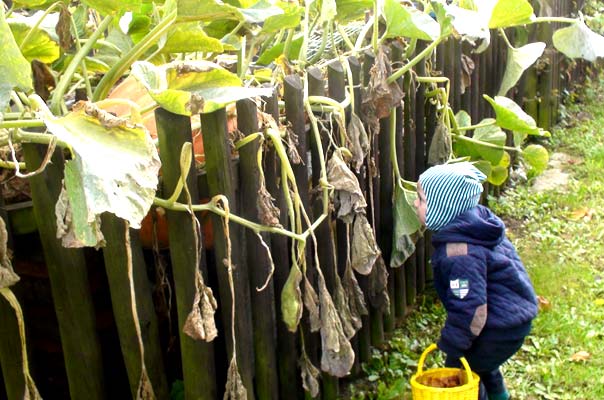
432,205,505,247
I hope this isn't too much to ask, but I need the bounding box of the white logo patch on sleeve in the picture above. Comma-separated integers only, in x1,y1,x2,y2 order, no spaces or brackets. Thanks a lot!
450,279,469,299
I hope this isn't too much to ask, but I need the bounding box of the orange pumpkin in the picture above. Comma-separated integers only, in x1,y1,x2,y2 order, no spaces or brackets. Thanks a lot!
106,76,222,249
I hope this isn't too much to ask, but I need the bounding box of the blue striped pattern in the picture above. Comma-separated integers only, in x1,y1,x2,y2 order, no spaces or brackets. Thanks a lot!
419,162,486,231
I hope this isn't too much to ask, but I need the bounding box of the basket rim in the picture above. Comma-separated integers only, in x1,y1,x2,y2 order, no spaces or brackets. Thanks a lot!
410,368,480,393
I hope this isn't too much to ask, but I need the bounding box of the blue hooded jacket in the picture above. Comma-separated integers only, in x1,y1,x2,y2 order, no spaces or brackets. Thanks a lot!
431,205,537,359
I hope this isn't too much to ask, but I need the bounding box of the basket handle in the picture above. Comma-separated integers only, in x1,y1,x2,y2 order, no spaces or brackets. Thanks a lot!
417,344,474,384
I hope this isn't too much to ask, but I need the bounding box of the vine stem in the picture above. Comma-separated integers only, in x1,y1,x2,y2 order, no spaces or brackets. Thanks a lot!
532,16,577,24
455,120,497,132
389,108,402,182
387,36,444,83
50,15,114,114
92,10,177,102
18,1,64,49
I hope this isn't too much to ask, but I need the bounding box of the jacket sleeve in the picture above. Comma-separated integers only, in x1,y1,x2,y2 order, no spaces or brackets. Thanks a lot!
436,252,487,359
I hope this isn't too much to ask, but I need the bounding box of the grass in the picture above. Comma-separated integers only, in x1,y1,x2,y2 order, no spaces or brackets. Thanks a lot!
345,77,604,399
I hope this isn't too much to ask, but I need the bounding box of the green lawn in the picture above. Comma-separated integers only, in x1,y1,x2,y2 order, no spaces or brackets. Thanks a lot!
346,77,604,400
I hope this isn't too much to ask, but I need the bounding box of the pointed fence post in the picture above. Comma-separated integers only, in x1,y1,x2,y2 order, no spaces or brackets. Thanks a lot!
22,143,106,399
155,108,217,400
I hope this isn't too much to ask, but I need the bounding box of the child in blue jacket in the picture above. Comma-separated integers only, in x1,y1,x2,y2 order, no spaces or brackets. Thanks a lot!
414,162,538,400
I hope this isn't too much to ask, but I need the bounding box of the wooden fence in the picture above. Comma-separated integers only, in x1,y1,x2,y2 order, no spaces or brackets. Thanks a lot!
0,1,592,399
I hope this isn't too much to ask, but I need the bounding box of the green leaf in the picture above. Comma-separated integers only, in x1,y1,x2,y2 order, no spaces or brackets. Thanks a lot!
498,42,545,96
240,0,287,24
488,165,508,186
472,120,506,165
9,21,60,64
56,55,111,73
261,2,303,33
430,1,454,38
131,60,273,115
256,35,303,65
488,0,534,29
160,23,224,53
552,20,604,62
13,0,67,8
281,264,303,332
473,160,492,177
384,0,440,41
513,131,528,147
484,95,539,134
390,184,420,268
336,0,373,23
318,0,338,24
523,144,549,176
455,110,472,129
81,0,142,16
40,102,161,246
0,7,33,95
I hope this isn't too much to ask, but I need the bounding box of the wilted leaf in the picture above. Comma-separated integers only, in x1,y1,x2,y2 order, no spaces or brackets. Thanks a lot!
488,0,534,29
522,144,548,176
383,0,440,41
326,150,367,223
484,95,539,135
553,20,604,62
303,276,321,332
351,213,381,275
32,60,55,102
318,273,355,377
569,351,590,362
224,357,248,400
0,218,20,289
0,7,33,97
362,46,404,120
40,101,161,242
391,185,420,268
428,122,451,165
368,256,390,312
131,60,272,115
348,112,370,172
281,264,303,332
160,23,224,54
460,55,475,93
300,352,320,397
334,273,358,339
568,207,595,222
56,7,73,50
498,42,546,96
343,263,368,324
537,295,552,311
183,270,218,342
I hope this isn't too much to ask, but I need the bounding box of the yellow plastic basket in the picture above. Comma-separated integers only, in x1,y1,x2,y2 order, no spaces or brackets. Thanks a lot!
410,344,480,400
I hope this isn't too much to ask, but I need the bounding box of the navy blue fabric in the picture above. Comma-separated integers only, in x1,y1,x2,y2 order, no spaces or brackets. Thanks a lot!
430,205,537,359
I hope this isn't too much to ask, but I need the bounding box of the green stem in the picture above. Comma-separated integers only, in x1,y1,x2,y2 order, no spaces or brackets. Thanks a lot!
455,120,497,132
0,120,45,129
92,11,177,102
70,11,92,99
308,22,330,65
0,129,69,149
0,160,27,169
336,24,355,52
452,133,519,152
416,76,449,84
389,108,402,181
372,0,379,52
51,15,114,114
387,36,444,83
282,29,295,60
532,16,577,25
498,28,512,49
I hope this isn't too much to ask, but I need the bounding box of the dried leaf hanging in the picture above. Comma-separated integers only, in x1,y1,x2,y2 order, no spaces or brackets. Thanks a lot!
428,122,452,166
281,264,303,332
368,256,390,313
55,184,105,249
326,150,367,223
348,112,370,173
460,54,475,95
257,184,282,227
0,218,19,288
183,270,218,342
333,272,360,339
318,273,355,377
300,352,320,398
224,357,248,400
363,46,405,120
350,213,381,275
303,275,321,332
343,263,368,325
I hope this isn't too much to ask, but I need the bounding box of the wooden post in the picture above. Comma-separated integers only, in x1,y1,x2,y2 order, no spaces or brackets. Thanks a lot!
100,215,169,399
155,109,217,400
414,43,427,296
261,88,301,400
236,98,280,400
22,143,106,399
362,50,384,347
403,73,417,307
200,108,255,399
348,56,372,365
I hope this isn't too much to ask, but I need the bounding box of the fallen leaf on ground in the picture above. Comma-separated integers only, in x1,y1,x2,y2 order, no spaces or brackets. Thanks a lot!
569,351,590,362
568,207,595,221
537,295,552,311
595,298,604,306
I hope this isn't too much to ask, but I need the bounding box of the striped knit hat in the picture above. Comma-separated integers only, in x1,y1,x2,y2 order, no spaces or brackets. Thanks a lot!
419,162,486,231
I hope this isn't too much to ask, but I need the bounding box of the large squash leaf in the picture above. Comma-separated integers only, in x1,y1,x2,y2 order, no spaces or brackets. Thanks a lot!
177,0,284,24
488,0,534,29
523,144,548,176
0,7,33,110
160,23,224,54
552,20,604,62
9,21,60,64
39,101,161,247
484,95,539,135
498,42,545,96
131,60,272,115
390,184,420,268
383,0,440,41
81,0,142,16
472,121,506,165
442,4,490,52
336,0,373,23
261,2,303,33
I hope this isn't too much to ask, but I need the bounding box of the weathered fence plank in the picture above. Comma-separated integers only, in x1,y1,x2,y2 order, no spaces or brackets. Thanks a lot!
155,109,217,400
22,143,106,399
